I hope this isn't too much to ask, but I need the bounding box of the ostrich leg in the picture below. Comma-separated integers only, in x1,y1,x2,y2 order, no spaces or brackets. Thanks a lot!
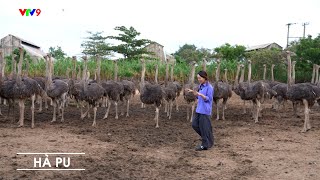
37,95,43,112
190,103,195,122
187,106,190,121
51,100,57,122
115,101,118,119
81,103,90,119
216,100,220,120
302,99,311,132
255,100,261,123
164,101,168,113
45,96,48,109
242,100,246,114
18,99,25,127
155,107,159,128
31,95,35,128
103,100,112,119
169,100,173,119
293,101,300,118
92,106,97,126
126,99,130,117
175,99,179,112
222,99,226,120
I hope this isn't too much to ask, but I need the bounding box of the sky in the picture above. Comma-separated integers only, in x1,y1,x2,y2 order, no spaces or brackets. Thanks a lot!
0,0,319,58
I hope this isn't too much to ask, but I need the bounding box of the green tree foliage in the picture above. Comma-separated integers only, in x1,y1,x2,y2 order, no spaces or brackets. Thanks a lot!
174,44,212,63
288,34,320,82
214,43,246,61
81,31,111,57
48,46,66,59
107,26,152,59
245,49,285,81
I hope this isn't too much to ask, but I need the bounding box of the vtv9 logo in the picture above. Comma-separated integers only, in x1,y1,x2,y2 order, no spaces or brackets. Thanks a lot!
19,9,41,16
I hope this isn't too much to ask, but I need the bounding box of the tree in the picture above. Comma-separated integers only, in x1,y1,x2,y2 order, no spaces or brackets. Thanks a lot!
214,43,246,61
81,31,112,83
287,34,320,82
174,44,212,63
107,26,152,59
81,31,111,57
48,46,66,59
246,49,285,81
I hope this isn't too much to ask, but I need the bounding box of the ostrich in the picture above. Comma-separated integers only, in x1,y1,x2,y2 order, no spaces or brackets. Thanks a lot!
82,80,105,126
45,54,69,123
285,51,320,132
6,47,41,128
140,58,163,128
223,68,228,83
238,60,266,123
32,76,48,112
183,61,198,122
102,60,124,120
213,59,232,120
162,62,177,119
120,79,135,117
170,63,182,111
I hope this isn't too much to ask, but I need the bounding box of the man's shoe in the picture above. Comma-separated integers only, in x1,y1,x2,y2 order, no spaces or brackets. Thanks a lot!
195,145,208,151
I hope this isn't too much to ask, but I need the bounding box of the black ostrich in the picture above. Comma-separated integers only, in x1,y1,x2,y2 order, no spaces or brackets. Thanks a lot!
5,47,41,128
139,58,163,128
183,61,198,122
213,59,232,120
160,63,177,120
285,51,320,132
120,79,136,117
238,60,266,123
169,63,182,112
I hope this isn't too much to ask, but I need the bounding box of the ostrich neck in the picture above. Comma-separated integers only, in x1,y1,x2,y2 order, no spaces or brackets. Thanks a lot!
17,50,24,83
263,66,266,80
315,66,319,84
190,64,196,86
72,57,77,79
155,64,158,84
224,70,228,83
114,61,118,82
82,59,88,82
165,62,169,86
202,59,206,71
96,56,101,83
239,67,245,83
311,64,315,83
141,60,146,87
247,63,251,84
170,64,174,82
235,64,241,86
48,57,53,85
271,65,274,82
292,63,296,84
216,63,221,81
287,54,292,87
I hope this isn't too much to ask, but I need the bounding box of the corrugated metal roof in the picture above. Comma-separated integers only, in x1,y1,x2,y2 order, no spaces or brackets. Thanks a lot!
246,43,274,51
21,44,46,58
9,34,41,48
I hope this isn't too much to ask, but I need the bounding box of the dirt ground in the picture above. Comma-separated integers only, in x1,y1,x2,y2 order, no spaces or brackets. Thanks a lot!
0,92,320,180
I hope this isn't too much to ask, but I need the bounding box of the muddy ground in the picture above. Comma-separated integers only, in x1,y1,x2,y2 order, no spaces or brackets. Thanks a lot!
0,92,320,180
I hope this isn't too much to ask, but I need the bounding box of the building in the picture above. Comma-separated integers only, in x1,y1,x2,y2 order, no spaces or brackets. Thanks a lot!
144,42,166,62
0,34,46,60
165,54,176,64
245,42,283,52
